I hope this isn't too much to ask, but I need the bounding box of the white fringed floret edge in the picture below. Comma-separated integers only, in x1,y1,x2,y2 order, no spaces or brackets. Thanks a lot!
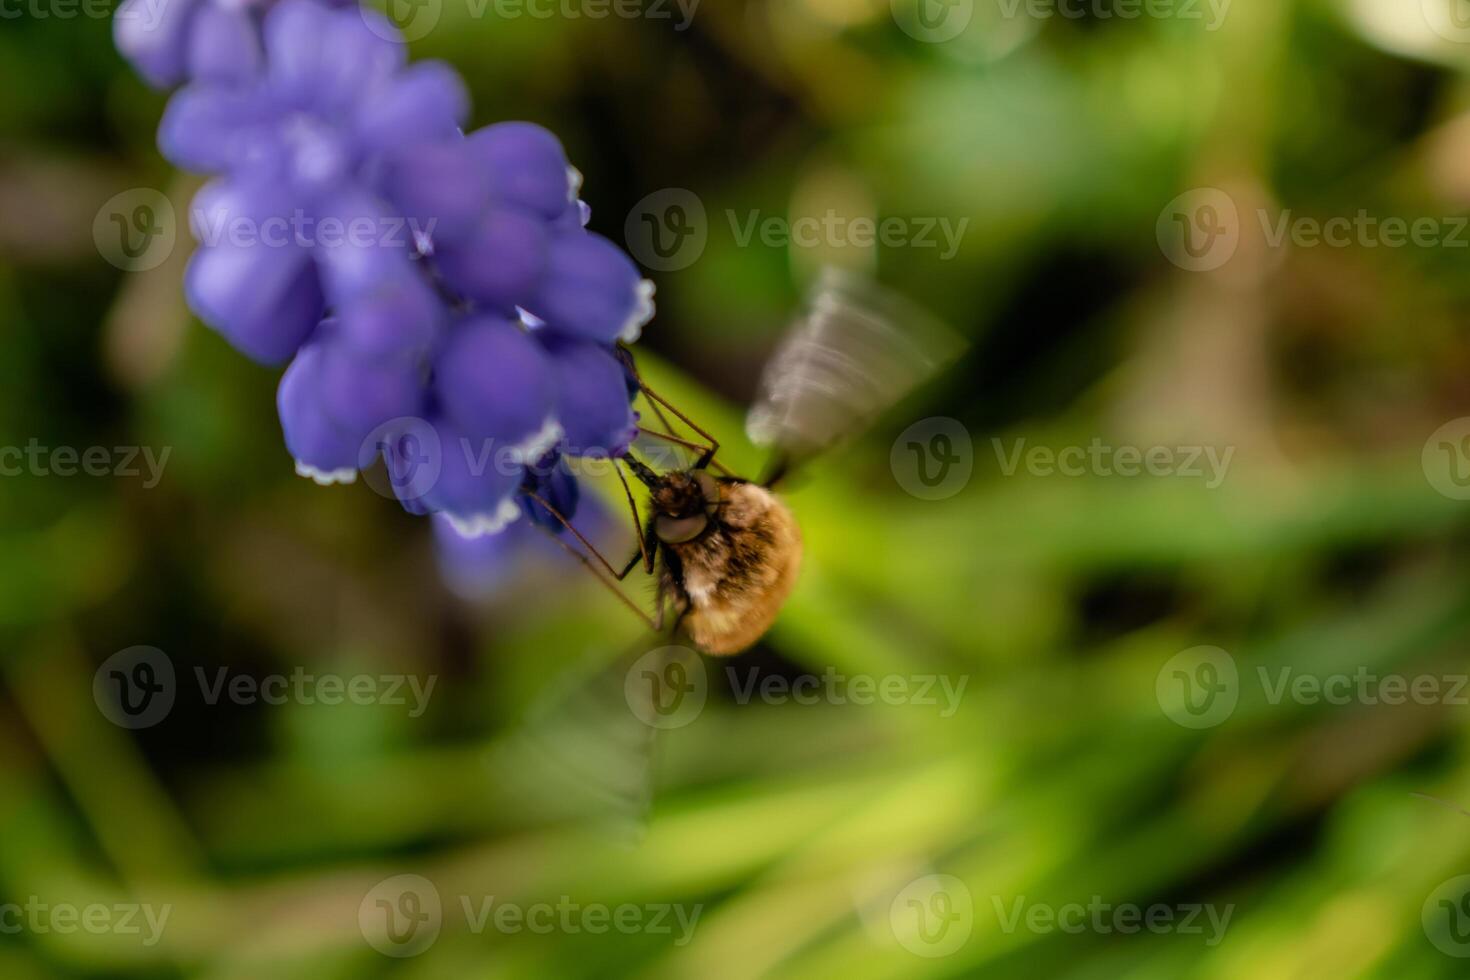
444,497,521,539
620,279,656,344
295,461,357,486
506,415,563,465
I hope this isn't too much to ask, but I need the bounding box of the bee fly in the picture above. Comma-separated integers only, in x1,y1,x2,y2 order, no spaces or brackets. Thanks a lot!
616,457,803,656
525,267,964,657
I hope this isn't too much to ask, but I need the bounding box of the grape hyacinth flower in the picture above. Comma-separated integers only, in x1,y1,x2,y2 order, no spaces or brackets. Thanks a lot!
114,0,354,90
116,0,658,540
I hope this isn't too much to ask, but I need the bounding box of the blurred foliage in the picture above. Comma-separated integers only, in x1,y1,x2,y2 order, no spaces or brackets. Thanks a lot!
7,0,1470,977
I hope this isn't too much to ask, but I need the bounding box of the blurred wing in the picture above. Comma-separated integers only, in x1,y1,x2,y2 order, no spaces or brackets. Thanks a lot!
493,642,663,841
745,267,966,484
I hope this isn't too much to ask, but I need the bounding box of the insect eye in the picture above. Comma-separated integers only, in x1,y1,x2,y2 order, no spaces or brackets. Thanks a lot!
655,513,708,544
694,471,720,499
694,471,721,515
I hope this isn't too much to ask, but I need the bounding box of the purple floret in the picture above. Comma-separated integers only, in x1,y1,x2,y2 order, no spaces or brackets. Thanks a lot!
117,0,660,549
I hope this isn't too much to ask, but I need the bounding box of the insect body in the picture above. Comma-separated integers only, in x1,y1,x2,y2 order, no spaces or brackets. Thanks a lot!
531,268,962,658
646,470,802,656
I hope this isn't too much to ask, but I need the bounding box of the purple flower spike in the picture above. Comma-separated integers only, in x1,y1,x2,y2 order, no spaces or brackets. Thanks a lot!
184,178,323,364
313,189,443,358
379,139,489,245
115,0,197,89
187,5,263,86
357,62,471,154
263,1,404,114
434,316,562,460
278,332,426,483
116,0,361,91
434,208,550,310
333,267,443,361
469,122,580,222
114,0,665,581
158,86,273,175
538,334,638,458
409,417,524,538
526,231,655,344
160,1,464,199
432,512,527,598
521,453,581,531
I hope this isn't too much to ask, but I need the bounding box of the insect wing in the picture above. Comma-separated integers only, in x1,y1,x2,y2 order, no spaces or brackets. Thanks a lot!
494,641,698,839
745,267,966,481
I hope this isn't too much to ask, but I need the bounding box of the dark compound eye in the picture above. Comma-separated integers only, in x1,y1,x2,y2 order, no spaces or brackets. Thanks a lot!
655,512,708,544
694,470,720,500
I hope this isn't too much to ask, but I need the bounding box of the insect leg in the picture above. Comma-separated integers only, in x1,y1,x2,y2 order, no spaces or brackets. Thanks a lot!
640,430,734,477
618,344,721,470
617,523,659,579
525,491,658,630
535,526,659,632
614,459,654,575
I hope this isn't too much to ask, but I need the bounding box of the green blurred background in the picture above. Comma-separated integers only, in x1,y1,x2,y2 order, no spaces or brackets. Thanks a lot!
9,0,1470,976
